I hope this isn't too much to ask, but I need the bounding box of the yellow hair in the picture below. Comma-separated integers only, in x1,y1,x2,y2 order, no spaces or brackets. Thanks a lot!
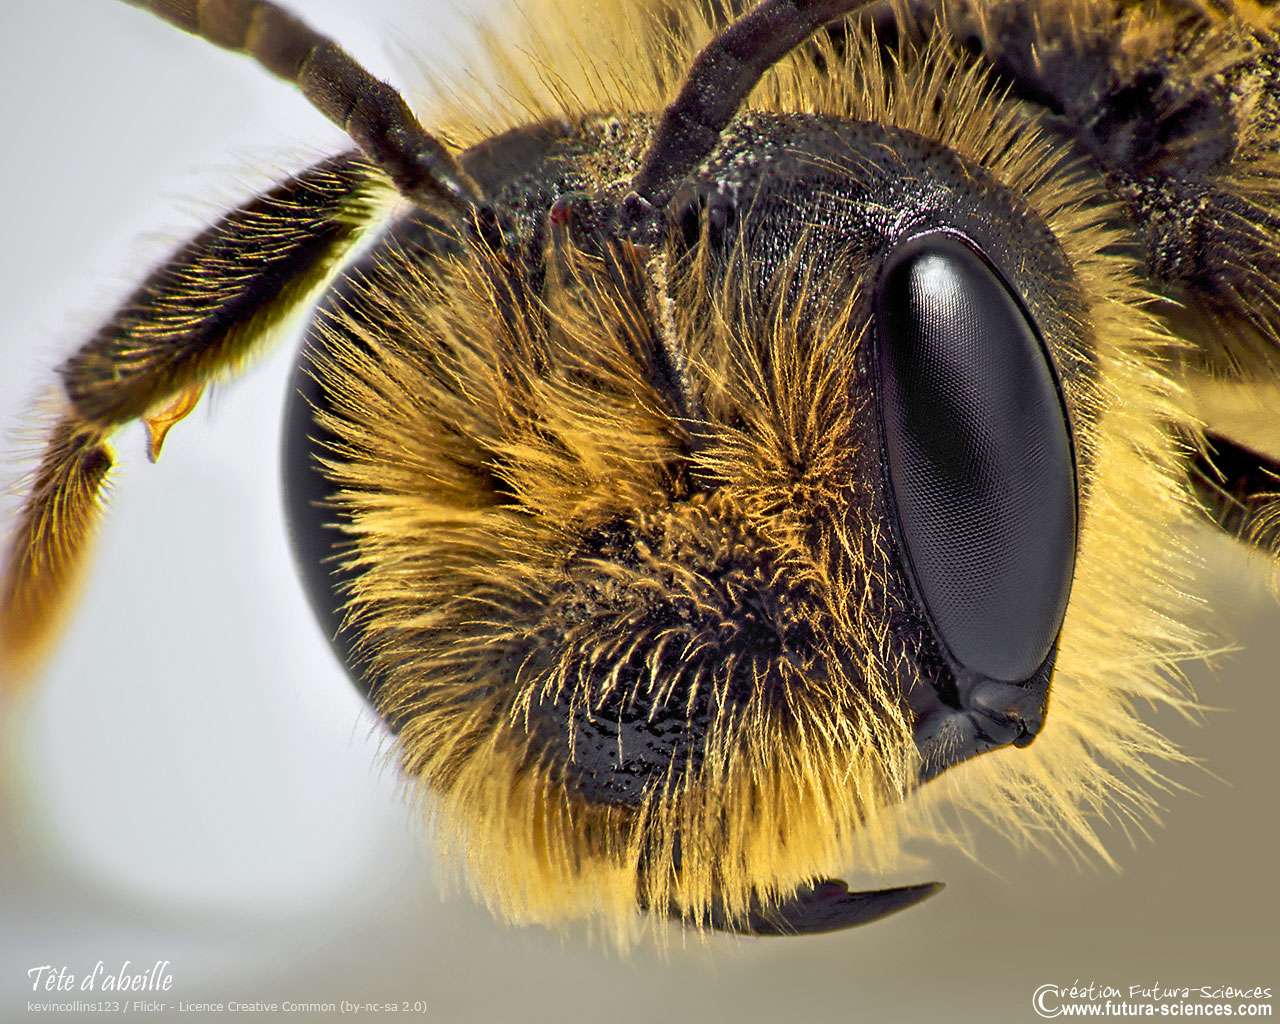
315,0,1210,946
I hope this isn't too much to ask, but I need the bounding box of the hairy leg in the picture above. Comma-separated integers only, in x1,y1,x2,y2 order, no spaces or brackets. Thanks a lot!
0,0,497,684
0,153,393,684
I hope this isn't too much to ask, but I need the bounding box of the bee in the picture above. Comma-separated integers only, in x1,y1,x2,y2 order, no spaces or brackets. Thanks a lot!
2,0,1278,946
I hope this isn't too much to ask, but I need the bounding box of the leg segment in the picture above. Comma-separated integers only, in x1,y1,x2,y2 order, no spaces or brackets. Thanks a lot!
1189,433,1280,555
0,153,394,685
0,421,113,682
60,154,389,426
1184,373,1280,567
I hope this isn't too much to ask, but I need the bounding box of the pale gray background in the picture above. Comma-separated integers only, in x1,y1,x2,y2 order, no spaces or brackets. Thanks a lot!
0,2,1276,1022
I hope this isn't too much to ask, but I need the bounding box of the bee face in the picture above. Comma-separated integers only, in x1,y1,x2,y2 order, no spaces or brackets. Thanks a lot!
8,0,1242,943
291,72,1168,932
483,114,1089,804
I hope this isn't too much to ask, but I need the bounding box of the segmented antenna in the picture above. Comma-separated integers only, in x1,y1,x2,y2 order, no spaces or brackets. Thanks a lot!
125,0,483,215
628,0,869,219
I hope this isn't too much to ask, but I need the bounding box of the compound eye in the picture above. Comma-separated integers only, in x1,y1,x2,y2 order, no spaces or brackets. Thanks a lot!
874,232,1077,683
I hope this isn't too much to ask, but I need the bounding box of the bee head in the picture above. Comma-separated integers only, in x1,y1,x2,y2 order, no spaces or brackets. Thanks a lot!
301,18,1199,937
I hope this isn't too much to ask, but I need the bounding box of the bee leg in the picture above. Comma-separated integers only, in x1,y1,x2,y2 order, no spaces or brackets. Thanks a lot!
0,154,394,686
0,420,114,684
58,155,391,428
1172,371,1280,574
700,879,945,936
1187,431,1280,563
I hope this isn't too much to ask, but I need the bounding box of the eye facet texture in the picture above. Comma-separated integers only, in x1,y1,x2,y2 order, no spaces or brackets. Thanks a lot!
874,231,1077,684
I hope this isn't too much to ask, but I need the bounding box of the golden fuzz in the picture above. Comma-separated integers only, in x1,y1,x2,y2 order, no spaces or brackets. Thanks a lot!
315,0,1214,944
0,418,113,682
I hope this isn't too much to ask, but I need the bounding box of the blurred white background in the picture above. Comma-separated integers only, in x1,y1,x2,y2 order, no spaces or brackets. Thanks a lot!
0,2,1277,1021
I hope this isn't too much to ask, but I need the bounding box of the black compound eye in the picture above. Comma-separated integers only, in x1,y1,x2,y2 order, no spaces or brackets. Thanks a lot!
874,232,1077,684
